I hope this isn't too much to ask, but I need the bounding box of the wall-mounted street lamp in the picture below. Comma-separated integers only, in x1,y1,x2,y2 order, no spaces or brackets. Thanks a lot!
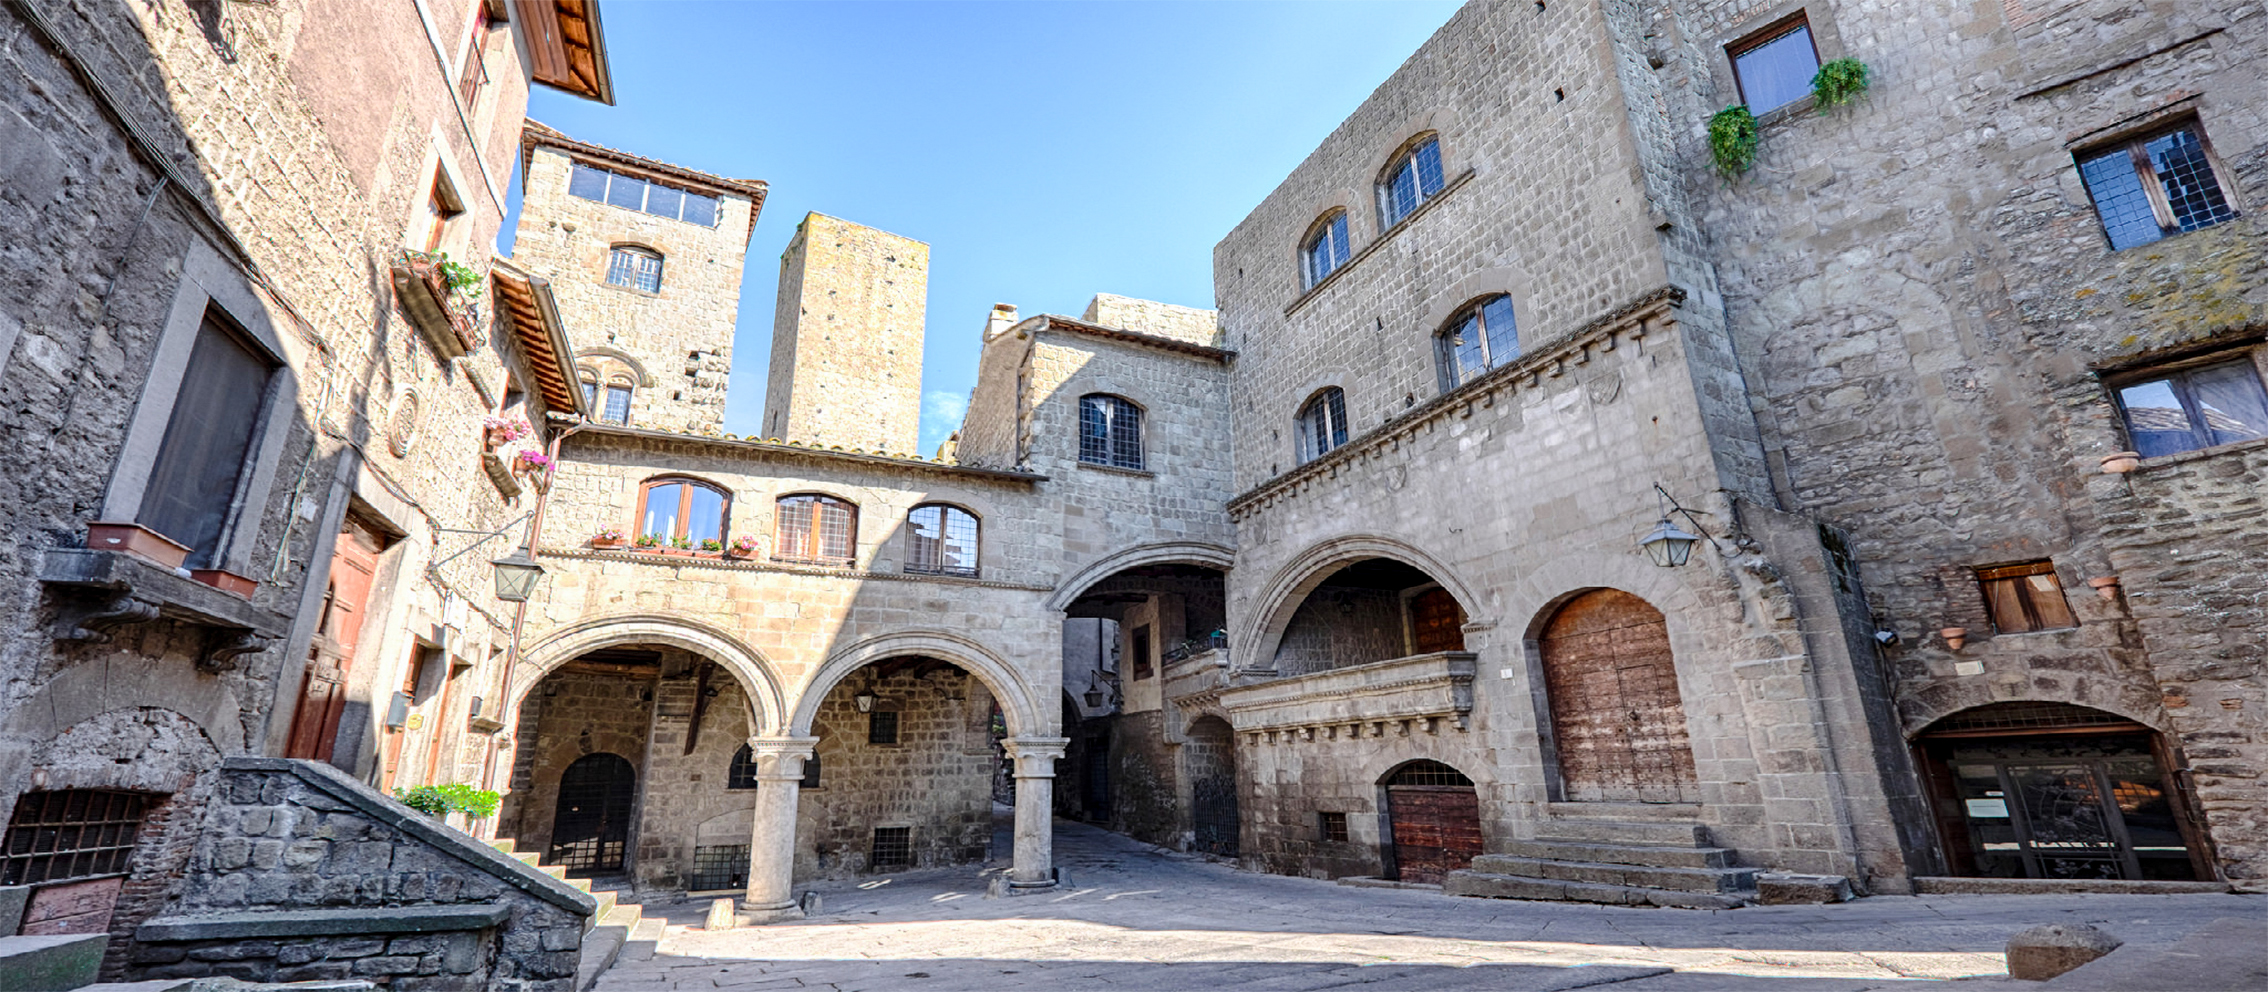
489,545,546,603
854,687,877,713
1640,484,1725,568
1083,679,1106,710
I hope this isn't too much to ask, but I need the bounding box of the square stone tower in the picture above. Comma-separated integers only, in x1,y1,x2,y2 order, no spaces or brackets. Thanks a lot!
763,213,928,454
511,122,765,432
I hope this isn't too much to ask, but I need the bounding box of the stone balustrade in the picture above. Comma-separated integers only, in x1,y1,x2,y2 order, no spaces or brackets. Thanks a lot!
1217,651,1476,742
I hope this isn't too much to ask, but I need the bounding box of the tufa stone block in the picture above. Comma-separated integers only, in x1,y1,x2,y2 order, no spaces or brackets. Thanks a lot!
2006,923,2122,980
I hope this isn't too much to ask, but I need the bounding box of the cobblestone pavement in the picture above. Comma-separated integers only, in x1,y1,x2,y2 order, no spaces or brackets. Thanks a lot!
598,816,2261,991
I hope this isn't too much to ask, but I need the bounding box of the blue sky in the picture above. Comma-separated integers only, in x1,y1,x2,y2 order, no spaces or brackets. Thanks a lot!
509,1,1461,452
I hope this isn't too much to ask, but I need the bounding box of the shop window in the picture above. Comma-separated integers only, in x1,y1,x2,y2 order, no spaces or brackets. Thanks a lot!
905,503,979,577
1728,12,1819,113
2112,357,2268,458
1976,561,2077,634
2078,120,2238,251
774,494,856,565
1,790,149,885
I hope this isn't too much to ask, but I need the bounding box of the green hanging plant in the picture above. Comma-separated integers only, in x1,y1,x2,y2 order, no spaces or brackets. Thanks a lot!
1811,58,1870,113
1708,105,1760,177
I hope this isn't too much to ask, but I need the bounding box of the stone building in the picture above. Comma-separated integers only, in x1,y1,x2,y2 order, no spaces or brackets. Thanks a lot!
0,0,625,983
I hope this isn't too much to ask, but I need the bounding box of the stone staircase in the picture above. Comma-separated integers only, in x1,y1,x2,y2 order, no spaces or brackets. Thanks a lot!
1444,819,1759,909
492,840,664,990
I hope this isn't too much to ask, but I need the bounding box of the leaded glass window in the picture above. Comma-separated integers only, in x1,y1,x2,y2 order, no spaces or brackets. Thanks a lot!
1295,388,1349,465
1078,395,1144,470
1302,213,1351,288
1438,294,1520,390
905,504,979,577
1379,137,1445,228
775,494,857,565
2078,121,2238,251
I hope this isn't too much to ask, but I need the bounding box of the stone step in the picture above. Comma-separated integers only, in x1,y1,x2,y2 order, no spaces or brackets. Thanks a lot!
1445,869,1751,910
620,918,664,963
1467,854,1757,893
0,933,107,992
1532,820,1711,847
492,839,518,855
575,920,630,992
590,888,616,920
1500,838,1737,869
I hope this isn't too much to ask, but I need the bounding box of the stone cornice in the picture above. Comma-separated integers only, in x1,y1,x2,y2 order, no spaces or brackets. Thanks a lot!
1228,285,1686,519
539,547,1056,592
1026,314,1237,363
1216,651,1476,735
565,423,1047,485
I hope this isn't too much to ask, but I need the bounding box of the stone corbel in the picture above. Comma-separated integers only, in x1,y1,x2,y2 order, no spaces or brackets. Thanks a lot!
202,629,275,673
54,590,163,643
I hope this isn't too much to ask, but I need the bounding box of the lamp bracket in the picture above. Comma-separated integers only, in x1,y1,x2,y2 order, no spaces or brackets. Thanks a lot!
1651,484,1731,556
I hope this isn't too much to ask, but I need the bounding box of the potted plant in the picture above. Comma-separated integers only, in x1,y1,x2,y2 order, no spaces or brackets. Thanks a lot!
391,250,484,357
393,782,502,831
667,536,695,556
591,527,627,550
725,535,761,560
190,567,258,598
634,533,664,551
483,415,532,451
513,450,554,493
86,522,192,569
698,538,724,555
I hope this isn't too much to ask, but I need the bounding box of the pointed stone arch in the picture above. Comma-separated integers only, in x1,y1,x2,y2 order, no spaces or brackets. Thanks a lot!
1048,541,1235,613
514,613,786,735
1238,534,1487,669
790,630,1046,739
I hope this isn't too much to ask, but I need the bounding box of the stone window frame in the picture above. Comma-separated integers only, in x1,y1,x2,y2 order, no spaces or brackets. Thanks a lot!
1293,386,1350,466
1433,292,1524,394
1707,4,1851,126
604,243,665,294
1973,560,2079,636
1374,131,1446,231
2069,111,2243,253
1077,393,1147,472
903,502,981,579
1318,810,1349,843
1299,209,1352,290
2100,343,2268,463
100,240,300,578
635,475,732,544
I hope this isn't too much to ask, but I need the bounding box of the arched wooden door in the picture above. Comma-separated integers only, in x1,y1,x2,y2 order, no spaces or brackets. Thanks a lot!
1186,717,1239,856
547,753,636,875
1385,760,1481,883
1539,589,1698,803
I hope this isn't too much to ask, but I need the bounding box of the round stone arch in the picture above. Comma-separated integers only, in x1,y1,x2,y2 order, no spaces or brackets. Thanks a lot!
1046,541,1236,613
1368,753,1489,788
0,662,247,755
1237,534,1488,669
514,613,787,735
789,630,1047,739
1900,683,2172,740
574,345,656,388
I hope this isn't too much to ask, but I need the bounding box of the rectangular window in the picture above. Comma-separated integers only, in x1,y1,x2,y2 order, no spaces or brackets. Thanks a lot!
2,790,149,885
867,711,900,745
1977,561,2077,635
643,184,682,221
1130,625,1153,681
1319,811,1349,843
568,164,610,202
681,193,719,227
871,826,911,869
2078,121,2238,251
605,173,648,211
2115,358,2268,458
603,385,633,424
800,754,822,789
456,7,491,108
564,162,720,226
138,310,276,568
686,844,748,891
1729,14,1819,113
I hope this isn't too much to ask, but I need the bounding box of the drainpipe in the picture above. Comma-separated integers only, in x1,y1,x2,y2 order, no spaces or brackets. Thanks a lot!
478,418,583,812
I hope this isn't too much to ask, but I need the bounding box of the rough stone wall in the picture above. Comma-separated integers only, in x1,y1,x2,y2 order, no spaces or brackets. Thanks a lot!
1270,589,1406,677
508,140,757,433
1238,731,1488,881
625,663,759,893
1106,710,1180,848
763,214,928,455
1653,0,2268,883
499,670,656,862
797,669,994,878
1081,295,1221,347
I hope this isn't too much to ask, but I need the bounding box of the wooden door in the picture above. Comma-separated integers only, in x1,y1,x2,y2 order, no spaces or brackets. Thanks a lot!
285,517,385,761
1410,587,1465,654
1539,589,1698,803
1386,761,1480,883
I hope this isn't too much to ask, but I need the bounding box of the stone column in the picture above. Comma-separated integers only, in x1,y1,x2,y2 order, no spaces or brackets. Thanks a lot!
1003,736,1070,888
742,736,818,923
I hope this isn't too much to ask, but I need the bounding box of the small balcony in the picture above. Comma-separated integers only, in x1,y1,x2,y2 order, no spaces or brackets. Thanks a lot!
40,547,291,672
1217,651,1477,738
389,250,481,359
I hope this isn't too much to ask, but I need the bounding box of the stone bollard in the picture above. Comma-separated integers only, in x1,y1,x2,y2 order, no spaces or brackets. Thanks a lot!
799,890,823,916
2006,923,2122,980
705,897,738,931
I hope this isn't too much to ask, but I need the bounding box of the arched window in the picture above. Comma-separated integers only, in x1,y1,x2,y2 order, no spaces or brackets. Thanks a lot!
605,245,663,292
775,494,856,565
601,376,633,425
1295,387,1349,465
1301,212,1350,289
906,503,979,577
1438,294,1519,389
1078,394,1143,470
577,368,598,411
1379,135,1445,228
638,478,728,545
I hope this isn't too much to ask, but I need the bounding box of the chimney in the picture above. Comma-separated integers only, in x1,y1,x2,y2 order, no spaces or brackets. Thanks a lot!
984,303,1020,340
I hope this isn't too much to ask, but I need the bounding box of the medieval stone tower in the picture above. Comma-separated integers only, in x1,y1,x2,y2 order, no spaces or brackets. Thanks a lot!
763,213,929,454
511,122,764,432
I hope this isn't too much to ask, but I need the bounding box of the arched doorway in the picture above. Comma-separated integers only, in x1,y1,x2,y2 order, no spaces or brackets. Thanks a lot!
1913,702,2210,881
1185,716,1239,856
1538,589,1698,803
548,753,635,875
1384,760,1480,883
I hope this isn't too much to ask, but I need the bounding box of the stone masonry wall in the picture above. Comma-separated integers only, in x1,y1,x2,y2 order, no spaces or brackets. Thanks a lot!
502,670,656,862
797,668,994,879
763,213,929,455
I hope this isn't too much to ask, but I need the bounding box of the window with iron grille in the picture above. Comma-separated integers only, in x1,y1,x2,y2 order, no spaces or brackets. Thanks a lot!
870,827,912,869
1976,561,2077,635
1379,136,1445,228
1295,388,1349,465
1319,811,1349,843
2,790,150,886
868,710,900,745
1078,395,1143,470
1727,13,1818,114
605,246,664,293
774,494,857,565
1302,213,1351,288
568,164,721,227
686,844,748,891
2111,357,2268,458
1386,760,1473,787
905,504,979,577
2077,120,2239,251
727,745,758,790
1438,295,1520,390
800,754,821,789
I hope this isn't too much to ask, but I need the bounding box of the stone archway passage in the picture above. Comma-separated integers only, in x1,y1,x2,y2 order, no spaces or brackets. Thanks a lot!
547,752,636,875
1186,717,1238,857
1539,589,1699,804
1386,760,1480,883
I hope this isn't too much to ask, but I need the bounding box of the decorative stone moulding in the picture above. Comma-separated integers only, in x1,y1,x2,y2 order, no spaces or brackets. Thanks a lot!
2100,451,2142,474
389,251,478,359
2087,575,2121,600
86,522,191,569
1218,651,1477,737
1941,627,1968,651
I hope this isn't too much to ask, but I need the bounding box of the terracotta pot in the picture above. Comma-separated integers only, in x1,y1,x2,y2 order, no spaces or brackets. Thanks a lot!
2100,451,2141,474
87,522,191,569
1940,627,1968,651
591,537,626,550
2087,575,2121,600
724,548,757,561
190,568,258,598
484,426,509,451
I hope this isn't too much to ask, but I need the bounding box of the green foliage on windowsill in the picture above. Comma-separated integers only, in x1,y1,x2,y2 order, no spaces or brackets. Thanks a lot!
1811,58,1870,113
394,782,502,820
1708,105,1760,177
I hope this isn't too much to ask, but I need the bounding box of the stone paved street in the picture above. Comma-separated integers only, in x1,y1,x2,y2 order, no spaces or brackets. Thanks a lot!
597,817,2261,991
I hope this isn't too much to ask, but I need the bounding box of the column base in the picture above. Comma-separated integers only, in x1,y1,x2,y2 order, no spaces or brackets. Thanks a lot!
736,900,806,925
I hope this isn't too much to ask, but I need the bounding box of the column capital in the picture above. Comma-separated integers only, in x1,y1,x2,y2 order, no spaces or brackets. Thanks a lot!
1002,736,1069,777
745,736,819,780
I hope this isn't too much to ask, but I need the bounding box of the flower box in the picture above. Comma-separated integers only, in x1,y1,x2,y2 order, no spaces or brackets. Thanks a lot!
592,537,627,550
389,251,479,358
190,568,258,599
87,522,191,569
